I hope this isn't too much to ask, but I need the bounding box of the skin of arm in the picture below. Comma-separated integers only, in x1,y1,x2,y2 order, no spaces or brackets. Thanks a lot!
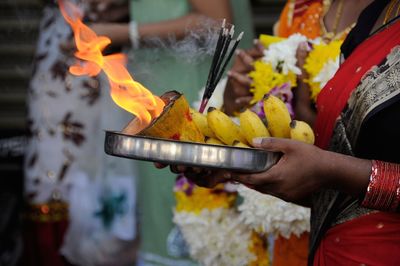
90,0,232,46
231,138,371,204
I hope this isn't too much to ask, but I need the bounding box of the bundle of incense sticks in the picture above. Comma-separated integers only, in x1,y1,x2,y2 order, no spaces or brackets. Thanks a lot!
198,19,244,113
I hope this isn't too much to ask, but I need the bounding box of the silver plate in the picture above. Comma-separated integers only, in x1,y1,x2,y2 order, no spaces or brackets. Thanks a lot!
105,131,280,173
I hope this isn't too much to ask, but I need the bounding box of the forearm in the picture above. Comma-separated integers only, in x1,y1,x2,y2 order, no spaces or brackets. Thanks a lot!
90,18,209,47
90,14,219,48
138,13,220,40
89,23,130,46
321,150,400,212
139,0,232,41
321,150,371,198
91,0,232,47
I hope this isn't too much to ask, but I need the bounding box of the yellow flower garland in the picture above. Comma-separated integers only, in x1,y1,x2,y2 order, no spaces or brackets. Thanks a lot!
249,34,306,104
175,184,236,213
249,61,297,103
249,232,269,266
303,40,342,101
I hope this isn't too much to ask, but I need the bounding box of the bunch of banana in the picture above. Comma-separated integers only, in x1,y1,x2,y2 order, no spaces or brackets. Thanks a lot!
190,108,216,139
289,120,315,144
239,109,270,144
263,94,292,138
190,94,315,148
232,140,251,148
263,94,315,144
202,107,269,148
206,107,247,145
205,137,224,145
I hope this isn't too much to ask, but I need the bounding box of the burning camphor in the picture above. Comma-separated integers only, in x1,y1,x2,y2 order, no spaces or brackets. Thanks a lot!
58,0,165,134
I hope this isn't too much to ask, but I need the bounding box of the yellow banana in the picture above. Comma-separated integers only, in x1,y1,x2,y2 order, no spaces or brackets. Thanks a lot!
263,95,291,138
239,109,270,145
190,108,216,138
207,107,247,145
205,137,225,146
232,140,251,148
290,120,315,144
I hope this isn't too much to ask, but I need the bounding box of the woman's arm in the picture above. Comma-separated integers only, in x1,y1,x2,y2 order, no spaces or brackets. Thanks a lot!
165,137,371,206
90,0,232,46
228,138,371,204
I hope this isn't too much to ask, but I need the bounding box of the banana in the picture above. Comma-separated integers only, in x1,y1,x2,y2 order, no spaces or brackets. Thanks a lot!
232,140,251,148
290,120,315,144
190,108,216,138
263,95,291,138
239,109,270,145
205,137,225,146
207,107,247,145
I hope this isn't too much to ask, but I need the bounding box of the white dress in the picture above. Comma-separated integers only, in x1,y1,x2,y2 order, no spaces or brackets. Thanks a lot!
25,3,137,265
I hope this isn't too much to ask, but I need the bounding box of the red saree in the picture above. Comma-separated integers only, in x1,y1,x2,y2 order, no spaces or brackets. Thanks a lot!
314,20,400,150
313,212,400,266
312,19,400,265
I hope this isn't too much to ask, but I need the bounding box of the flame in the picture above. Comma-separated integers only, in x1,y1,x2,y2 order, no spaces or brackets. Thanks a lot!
58,0,165,133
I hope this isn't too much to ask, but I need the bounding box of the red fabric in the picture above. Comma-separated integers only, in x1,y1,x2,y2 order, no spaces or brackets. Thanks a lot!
273,232,309,266
314,20,400,149
313,212,400,266
21,220,73,266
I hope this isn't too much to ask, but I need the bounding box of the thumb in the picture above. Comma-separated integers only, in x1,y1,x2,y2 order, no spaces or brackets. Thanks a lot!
252,137,292,153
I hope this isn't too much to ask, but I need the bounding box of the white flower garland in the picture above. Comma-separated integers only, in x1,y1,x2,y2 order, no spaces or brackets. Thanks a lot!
262,34,307,75
237,185,310,239
173,208,256,266
172,178,268,266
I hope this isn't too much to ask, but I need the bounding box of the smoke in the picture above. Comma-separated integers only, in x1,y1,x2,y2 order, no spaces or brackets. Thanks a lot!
140,18,227,64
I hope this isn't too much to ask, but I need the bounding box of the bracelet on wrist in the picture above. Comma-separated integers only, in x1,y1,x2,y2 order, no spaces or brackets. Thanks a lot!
129,20,140,49
361,160,400,212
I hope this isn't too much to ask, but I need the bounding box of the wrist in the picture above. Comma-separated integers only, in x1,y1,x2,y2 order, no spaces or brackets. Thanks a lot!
317,149,336,189
319,151,371,197
129,20,140,49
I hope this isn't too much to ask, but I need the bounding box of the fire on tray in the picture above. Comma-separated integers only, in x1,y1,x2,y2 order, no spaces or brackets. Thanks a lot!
58,0,244,145
59,0,165,136
122,91,205,143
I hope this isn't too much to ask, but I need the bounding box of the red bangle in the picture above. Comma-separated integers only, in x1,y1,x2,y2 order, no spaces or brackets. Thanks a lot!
361,160,400,211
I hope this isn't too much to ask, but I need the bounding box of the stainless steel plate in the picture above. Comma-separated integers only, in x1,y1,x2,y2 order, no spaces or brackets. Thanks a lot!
105,131,280,173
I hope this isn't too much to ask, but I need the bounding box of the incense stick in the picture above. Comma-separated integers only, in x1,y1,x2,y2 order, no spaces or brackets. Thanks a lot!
199,23,243,113
204,19,226,91
212,27,232,84
212,32,243,90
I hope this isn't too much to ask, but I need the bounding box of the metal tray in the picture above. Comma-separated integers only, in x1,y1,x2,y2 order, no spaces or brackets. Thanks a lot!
104,131,280,173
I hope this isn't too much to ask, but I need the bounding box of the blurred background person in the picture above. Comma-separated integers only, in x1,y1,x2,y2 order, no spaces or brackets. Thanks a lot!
23,1,139,265
89,0,254,265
